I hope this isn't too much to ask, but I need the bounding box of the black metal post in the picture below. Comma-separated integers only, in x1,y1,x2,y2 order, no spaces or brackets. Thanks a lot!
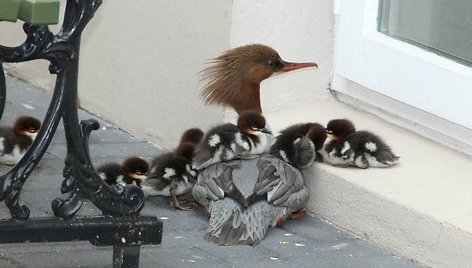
113,245,141,268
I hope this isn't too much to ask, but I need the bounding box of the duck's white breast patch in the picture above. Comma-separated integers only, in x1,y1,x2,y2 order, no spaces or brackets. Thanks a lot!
365,142,377,152
321,149,350,166
208,134,221,147
247,133,270,155
141,184,171,197
279,150,290,163
341,141,351,154
115,175,126,186
354,155,368,168
0,145,24,165
0,137,4,152
234,132,250,151
364,153,395,167
163,168,176,179
149,166,157,174
223,149,235,160
186,164,197,177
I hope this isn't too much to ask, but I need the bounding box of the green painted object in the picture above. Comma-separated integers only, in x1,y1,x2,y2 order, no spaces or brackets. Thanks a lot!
0,0,21,22
17,0,59,25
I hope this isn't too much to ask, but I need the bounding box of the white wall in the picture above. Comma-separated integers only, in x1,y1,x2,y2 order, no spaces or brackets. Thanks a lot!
78,1,231,148
231,0,334,113
1,0,334,148
1,0,231,148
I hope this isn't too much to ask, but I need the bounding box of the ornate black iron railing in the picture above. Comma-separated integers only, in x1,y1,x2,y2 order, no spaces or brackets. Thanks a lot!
0,1,162,267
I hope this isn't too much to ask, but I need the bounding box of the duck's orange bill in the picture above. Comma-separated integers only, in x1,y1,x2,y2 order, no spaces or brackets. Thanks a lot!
281,61,318,72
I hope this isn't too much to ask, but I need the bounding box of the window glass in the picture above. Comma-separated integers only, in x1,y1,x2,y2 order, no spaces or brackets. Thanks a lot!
379,0,472,66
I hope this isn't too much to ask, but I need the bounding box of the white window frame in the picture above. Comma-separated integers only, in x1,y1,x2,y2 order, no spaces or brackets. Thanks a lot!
332,0,472,131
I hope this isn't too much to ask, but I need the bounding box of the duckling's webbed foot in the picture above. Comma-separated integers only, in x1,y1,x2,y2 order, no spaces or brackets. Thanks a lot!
289,209,306,220
169,187,195,211
170,197,195,211
176,192,196,204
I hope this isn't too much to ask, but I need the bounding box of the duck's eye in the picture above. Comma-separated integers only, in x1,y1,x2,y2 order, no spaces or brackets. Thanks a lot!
267,60,274,66
136,171,145,175
326,130,333,134
251,127,259,131
28,127,37,133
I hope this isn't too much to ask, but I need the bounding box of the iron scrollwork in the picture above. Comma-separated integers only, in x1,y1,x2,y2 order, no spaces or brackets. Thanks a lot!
0,0,145,220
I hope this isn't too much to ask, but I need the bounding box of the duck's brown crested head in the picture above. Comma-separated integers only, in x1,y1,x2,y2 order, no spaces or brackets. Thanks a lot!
13,116,41,138
200,44,317,114
122,157,149,181
326,119,356,140
237,111,271,136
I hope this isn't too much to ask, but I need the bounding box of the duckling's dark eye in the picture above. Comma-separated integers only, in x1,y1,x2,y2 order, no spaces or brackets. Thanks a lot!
136,171,144,175
28,127,36,132
267,60,274,66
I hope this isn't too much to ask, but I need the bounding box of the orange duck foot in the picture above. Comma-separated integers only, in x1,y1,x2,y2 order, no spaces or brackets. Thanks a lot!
289,210,307,220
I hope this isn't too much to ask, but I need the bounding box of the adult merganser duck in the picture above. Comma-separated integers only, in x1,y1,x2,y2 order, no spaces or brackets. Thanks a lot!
0,116,41,166
98,156,149,186
200,44,317,114
192,111,271,170
193,44,317,245
322,119,399,168
270,123,327,169
141,128,204,210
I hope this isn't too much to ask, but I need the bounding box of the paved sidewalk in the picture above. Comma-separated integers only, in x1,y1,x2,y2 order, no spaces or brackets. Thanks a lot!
0,75,421,268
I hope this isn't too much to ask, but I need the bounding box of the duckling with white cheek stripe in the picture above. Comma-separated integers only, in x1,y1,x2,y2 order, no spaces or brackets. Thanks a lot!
141,128,204,210
192,111,272,170
0,116,41,166
322,119,399,168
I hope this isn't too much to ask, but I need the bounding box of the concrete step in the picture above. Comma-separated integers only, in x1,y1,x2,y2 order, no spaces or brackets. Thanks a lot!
266,99,472,268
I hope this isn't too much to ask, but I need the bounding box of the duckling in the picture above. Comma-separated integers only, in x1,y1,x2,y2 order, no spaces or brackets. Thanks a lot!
174,127,204,161
97,156,149,186
322,119,399,168
178,127,204,145
141,128,204,210
0,116,41,166
270,123,327,168
192,111,272,170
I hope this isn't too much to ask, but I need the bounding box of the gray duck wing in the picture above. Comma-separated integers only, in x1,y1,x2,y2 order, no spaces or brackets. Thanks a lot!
255,156,309,212
192,161,240,206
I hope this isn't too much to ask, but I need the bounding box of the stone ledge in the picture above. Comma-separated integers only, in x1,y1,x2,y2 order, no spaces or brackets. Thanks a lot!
266,99,472,268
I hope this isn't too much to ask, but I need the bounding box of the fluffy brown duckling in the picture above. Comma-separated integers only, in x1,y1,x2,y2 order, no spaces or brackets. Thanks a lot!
192,111,272,170
98,156,149,186
141,128,204,210
270,123,327,168
322,119,399,168
0,116,41,166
